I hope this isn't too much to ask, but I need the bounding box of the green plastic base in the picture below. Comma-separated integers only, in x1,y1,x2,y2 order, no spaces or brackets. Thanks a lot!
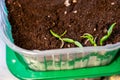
6,46,120,80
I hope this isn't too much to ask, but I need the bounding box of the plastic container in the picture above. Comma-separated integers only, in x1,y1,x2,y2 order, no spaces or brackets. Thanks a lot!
0,0,120,71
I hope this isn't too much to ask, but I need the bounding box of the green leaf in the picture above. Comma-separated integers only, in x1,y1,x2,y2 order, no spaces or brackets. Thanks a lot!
60,30,67,37
107,22,116,36
50,30,60,38
62,38,74,43
100,35,108,46
81,33,97,46
74,41,83,47
82,33,94,39
100,23,116,46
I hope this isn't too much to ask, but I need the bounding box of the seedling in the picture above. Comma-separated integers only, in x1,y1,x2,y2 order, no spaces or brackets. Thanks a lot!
100,23,116,45
50,30,83,48
50,23,116,48
81,33,97,46
81,23,116,46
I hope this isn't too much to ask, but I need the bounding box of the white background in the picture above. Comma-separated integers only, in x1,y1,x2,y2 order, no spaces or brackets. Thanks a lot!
0,37,18,80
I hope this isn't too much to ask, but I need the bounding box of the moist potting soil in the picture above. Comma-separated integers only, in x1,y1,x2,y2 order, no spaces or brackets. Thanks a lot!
6,0,120,50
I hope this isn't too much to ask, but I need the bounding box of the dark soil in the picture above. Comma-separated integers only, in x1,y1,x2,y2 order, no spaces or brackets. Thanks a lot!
6,0,120,50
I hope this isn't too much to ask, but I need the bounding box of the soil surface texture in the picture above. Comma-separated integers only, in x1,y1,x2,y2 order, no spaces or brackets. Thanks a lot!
6,0,120,50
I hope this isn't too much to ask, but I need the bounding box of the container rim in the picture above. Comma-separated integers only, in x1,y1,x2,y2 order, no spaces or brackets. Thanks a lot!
0,0,120,56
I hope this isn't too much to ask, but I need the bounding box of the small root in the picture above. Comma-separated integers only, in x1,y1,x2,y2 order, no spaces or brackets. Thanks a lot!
84,39,89,45
60,40,64,48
